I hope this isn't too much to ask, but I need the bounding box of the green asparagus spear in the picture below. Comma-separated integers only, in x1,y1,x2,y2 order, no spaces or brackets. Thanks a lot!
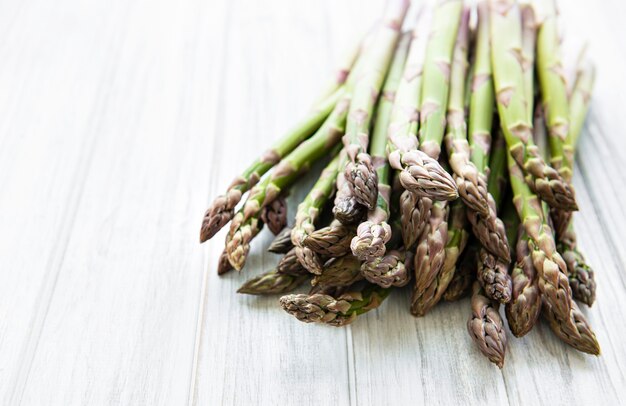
445,7,490,216
489,0,577,211
280,283,390,326
343,0,410,209
351,31,410,260
387,10,458,201
238,269,309,295
200,88,344,242
468,1,495,174
292,153,342,275
466,130,511,261
467,281,507,368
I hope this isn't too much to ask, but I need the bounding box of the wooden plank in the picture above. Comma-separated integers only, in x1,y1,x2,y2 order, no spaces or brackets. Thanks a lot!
0,0,134,403
351,292,510,406
13,0,217,404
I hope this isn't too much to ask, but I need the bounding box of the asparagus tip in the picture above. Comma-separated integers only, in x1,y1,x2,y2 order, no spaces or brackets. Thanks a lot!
346,154,379,209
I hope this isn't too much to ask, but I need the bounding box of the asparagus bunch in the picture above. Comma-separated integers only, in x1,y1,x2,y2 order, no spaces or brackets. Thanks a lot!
204,0,602,367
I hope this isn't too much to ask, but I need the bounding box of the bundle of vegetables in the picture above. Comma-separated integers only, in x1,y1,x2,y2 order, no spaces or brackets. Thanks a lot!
199,0,599,368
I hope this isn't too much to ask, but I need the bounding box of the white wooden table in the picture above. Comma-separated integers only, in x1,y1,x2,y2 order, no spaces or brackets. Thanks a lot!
1,0,625,404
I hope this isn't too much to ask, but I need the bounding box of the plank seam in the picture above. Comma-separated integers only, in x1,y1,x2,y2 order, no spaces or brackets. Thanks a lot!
187,0,234,404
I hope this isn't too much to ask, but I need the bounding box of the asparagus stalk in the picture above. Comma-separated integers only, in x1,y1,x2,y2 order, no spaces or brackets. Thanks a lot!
537,0,573,183
260,194,287,235
268,227,294,254
292,153,342,275
343,0,410,209
302,220,354,257
521,4,536,123
351,32,410,260
443,240,478,302
466,130,511,261
445,7,490,216
485,129,509,207
225,97,348,270
224,179,267,270
418,0,463,165
279,283,390,326
387,12,458,201
555,60,597,306
569,59,595,148
489,0,577,211
506,225,541,338
465,2,510,263
238,269,309,296
410,200,449,317
508,152,599,355
200,88,344,242
467,281,507,369
468,1,495,173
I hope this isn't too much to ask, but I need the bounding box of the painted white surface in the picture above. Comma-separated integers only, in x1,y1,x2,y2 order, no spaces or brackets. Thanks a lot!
0,0,624,405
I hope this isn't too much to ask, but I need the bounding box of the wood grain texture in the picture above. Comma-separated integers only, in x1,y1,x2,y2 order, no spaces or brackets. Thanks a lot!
0,0,624,405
